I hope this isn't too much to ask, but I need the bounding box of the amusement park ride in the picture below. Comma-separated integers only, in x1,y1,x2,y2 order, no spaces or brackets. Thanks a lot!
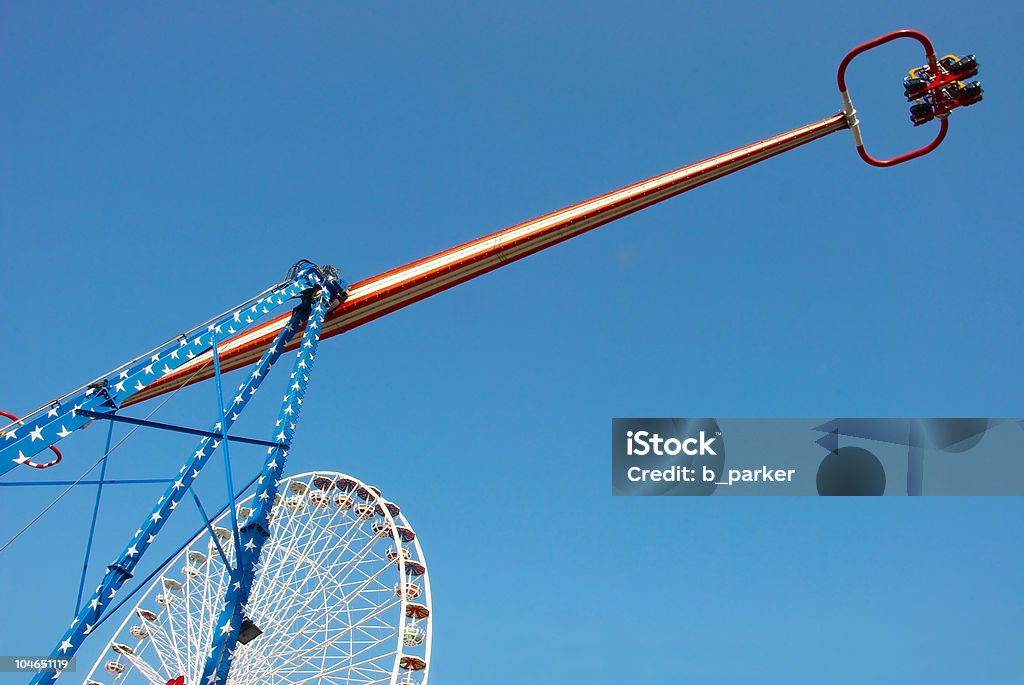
0,28,982,685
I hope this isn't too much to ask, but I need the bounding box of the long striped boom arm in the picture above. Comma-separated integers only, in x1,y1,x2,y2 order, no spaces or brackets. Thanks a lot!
127,113,848,406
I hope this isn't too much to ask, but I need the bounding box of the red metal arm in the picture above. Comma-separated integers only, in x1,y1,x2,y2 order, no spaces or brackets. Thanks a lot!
126,114,849,405
837,29,948,167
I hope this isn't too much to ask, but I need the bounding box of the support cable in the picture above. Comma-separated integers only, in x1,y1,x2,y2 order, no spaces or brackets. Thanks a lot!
189,488,233,571
74,421,115,614
76,410,279,448
0,479,174,488
211,336,243,570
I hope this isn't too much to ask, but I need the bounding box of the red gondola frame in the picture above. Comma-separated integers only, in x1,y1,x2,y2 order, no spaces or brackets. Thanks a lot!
837,29,949,168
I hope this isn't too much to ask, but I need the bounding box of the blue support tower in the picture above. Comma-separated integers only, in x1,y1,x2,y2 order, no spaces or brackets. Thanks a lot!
200,281,339,685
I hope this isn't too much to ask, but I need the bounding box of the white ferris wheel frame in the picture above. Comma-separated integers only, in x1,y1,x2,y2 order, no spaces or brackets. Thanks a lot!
83,470,432,685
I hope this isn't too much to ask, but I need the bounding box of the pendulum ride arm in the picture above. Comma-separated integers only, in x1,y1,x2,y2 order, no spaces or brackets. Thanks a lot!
123,29,983,405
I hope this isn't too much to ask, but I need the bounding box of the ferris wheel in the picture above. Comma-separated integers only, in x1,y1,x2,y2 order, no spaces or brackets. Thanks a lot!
83,471,431,685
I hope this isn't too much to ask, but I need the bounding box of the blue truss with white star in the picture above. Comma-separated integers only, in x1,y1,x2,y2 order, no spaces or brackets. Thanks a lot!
11,260,348,685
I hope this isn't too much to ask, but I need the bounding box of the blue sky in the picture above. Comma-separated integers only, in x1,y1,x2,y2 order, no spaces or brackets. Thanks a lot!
1,2,1021,683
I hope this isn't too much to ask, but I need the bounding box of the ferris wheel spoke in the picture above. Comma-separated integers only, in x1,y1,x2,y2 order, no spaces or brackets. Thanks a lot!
303,633,399,683
179,562,226,680
270,532,385,626
181,560,225,681
159,584,190,677
311,534,391,601
243,542,403,680
116,646,168,685
247,515,371,636
141,623,182,681
245,507,345,624
182,566,206,676
240,524,390,680
84,472,430,685
285,660,394,685
258,589,403,677
266,491,374,589
257,538,391,650
245,587,397,678
118,625,176,685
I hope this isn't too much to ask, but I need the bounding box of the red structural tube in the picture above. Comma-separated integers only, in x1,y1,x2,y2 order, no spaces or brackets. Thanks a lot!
0,410,62,468
127,113,849,406
837,28,948,167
